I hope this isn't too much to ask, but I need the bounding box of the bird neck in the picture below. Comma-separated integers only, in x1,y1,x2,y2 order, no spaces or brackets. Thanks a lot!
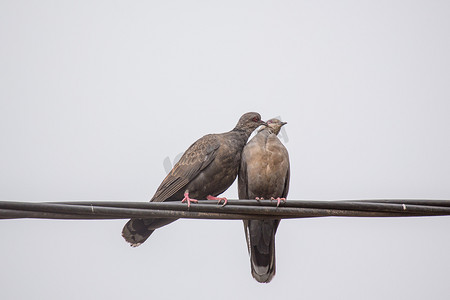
232,127,254,139
231,127,254,141
258,127,276,135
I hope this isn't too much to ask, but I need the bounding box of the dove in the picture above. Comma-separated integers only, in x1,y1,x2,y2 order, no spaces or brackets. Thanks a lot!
122,112,266,247
238,118,290,283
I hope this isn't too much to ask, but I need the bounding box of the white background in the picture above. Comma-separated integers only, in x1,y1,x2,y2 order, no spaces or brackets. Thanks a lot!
1,1,450,299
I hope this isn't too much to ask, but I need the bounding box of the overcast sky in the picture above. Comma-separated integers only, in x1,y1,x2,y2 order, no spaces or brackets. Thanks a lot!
1,0,450,299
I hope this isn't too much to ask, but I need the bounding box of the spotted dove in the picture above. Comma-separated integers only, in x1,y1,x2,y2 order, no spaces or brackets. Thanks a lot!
122,112,266,247
238,118,290,283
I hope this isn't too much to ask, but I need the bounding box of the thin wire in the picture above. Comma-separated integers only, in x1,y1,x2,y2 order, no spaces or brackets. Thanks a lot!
0,199,449,220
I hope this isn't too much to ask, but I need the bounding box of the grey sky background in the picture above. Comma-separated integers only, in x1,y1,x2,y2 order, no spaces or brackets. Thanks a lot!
1,0,450,299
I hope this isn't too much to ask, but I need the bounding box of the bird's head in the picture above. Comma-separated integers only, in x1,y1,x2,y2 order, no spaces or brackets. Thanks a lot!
261,118,287,135
234,112,267,134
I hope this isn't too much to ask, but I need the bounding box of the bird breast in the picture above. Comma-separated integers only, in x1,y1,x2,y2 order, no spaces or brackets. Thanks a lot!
244,134,289,199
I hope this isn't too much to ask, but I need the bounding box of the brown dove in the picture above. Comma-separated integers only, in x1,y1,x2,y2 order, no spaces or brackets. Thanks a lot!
122,112,266,247
238,118,290,283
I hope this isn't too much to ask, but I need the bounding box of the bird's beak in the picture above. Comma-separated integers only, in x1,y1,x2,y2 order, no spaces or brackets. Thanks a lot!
281,122,287,126
260,120,268,126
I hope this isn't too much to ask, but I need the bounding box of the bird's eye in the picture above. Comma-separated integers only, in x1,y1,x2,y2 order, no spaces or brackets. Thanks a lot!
252,116,259,122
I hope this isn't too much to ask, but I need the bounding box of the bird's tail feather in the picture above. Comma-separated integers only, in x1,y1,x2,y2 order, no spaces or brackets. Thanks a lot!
244,219,279,283
122,218,177,247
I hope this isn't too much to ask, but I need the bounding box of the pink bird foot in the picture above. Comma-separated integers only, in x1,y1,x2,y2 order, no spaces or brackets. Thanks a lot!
255,197,264,201
270,197,286,207
207,195,228,206
181,192,198,208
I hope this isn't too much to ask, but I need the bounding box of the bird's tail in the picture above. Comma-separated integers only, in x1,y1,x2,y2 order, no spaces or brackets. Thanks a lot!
243,219,280,283
122,218,177,247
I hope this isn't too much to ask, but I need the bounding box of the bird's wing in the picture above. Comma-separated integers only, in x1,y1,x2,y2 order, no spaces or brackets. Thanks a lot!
269,135,290,200
238,147,249,200
281,161,290,199
151,134,220,202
